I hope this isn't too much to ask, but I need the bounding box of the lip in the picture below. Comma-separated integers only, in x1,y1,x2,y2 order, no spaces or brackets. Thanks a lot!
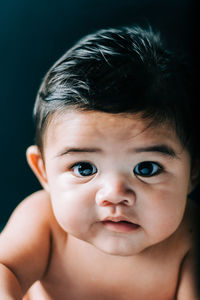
101,216,140,233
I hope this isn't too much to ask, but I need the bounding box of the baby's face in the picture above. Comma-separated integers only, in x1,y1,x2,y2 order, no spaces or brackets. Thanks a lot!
42,110,191,256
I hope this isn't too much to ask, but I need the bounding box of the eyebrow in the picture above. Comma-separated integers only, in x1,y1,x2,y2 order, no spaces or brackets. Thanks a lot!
56,144,178,158
56,147,101,157
134,144,178,158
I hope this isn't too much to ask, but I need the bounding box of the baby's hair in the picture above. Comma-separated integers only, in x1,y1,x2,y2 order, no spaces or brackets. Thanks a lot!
34,25,198,166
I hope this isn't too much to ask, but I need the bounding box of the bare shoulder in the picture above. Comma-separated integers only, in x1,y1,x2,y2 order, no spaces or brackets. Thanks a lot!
176,250,198,299
1,190,55,238
14,189,52,217
0,190,54,293
175,200,200,299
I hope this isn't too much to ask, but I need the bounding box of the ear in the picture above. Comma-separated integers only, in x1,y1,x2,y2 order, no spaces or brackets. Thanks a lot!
26,145,49,191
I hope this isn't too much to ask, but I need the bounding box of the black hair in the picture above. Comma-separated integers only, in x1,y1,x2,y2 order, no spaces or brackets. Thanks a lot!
33,25,199,168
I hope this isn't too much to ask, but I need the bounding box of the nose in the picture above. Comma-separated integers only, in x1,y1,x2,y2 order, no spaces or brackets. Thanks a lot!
95,176,136,207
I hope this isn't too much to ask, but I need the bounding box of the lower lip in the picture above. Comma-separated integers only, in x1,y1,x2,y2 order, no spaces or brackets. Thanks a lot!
102,221,140,233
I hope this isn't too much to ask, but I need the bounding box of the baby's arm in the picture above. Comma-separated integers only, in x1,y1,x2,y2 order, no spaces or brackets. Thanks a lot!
176,251,198,300
0,190,52,299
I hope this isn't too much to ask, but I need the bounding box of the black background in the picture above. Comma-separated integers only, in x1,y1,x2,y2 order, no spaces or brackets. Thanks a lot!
0,0,199,231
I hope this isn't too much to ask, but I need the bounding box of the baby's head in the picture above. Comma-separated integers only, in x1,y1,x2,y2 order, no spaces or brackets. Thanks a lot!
33,25,198,169
27,25,199,256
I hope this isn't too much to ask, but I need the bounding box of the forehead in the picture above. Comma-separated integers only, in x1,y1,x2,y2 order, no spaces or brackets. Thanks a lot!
43,110,182,151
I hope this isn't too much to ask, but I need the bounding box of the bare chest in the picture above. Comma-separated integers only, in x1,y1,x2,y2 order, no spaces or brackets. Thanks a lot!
25,240,183,300
26,265,179,300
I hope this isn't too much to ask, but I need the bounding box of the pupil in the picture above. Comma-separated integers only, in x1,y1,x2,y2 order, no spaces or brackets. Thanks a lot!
139,162,152,175
79,163,93,176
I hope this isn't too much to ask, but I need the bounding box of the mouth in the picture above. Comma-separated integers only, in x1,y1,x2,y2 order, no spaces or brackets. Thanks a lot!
101,217,140,233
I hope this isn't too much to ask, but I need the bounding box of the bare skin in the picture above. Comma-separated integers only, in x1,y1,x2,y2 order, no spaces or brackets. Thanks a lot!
0,111,198,299
0,191,197,300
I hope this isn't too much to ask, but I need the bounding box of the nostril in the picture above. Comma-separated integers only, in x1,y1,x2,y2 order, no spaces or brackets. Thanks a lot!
123,199,130,205
97,198,134,207
101,200,112,206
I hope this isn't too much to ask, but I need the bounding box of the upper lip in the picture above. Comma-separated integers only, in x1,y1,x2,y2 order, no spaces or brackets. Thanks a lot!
102,216,138,224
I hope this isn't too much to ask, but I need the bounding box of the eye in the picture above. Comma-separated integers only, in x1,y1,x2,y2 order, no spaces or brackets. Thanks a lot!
72,162,97,177
134,161,162,177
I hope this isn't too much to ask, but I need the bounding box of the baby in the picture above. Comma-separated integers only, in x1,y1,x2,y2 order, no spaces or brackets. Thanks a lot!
0,25,199,300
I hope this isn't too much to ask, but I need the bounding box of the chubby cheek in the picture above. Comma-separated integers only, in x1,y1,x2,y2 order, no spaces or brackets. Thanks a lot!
141,182,188,241
48,175,96,236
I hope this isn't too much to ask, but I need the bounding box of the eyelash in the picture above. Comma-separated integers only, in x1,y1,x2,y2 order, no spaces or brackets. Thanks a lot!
70,161,163,178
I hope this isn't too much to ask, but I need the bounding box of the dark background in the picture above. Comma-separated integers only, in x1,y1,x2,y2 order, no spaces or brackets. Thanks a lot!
0,0,199,231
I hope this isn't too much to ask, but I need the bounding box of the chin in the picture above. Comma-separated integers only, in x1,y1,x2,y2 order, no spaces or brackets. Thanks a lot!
102,248,138,257
93,240,144,257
